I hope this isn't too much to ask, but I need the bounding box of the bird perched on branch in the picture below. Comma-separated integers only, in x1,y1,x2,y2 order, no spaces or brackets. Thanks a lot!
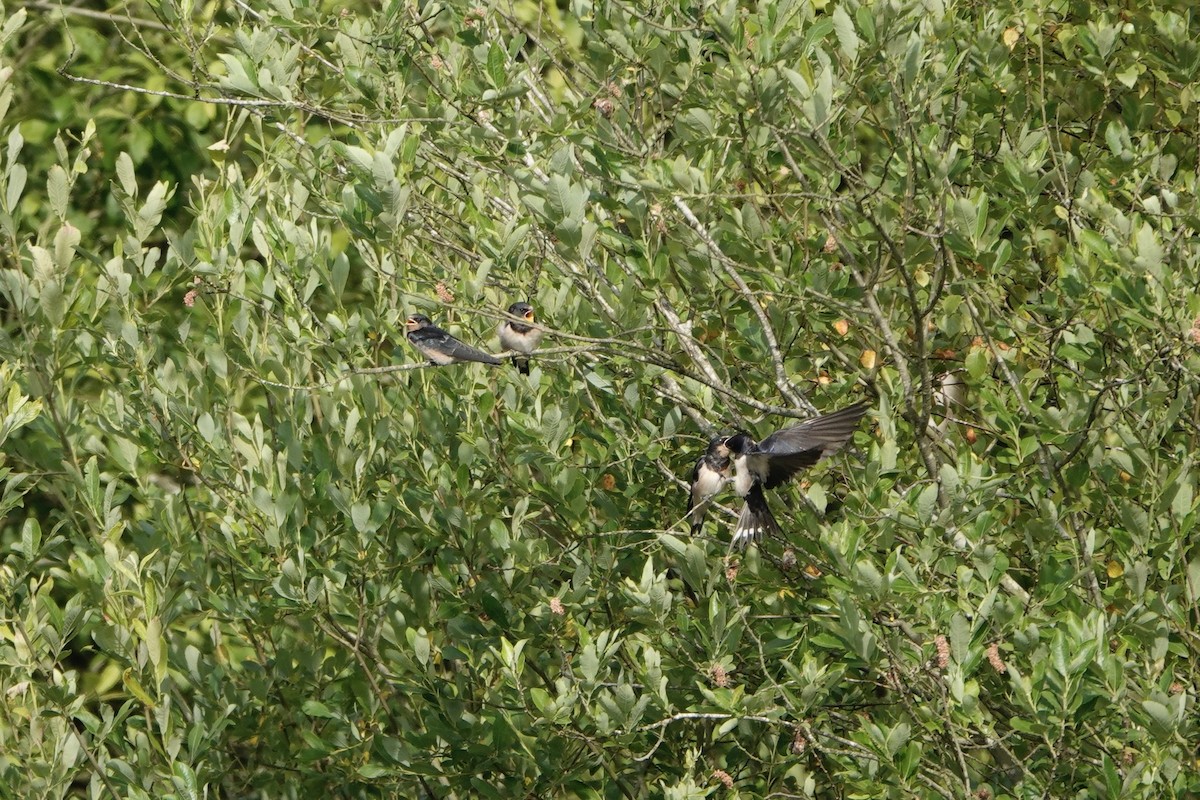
724,401,869,548
405,314,502,366
497,301,544,374
686,436,732,536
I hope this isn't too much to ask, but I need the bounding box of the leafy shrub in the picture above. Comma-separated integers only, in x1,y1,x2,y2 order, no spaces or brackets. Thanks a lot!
1,1,1197,797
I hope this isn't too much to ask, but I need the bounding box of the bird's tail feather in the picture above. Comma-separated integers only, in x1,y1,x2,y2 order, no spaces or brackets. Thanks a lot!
512,355,531,374
686,492,703,537
732,484,778,548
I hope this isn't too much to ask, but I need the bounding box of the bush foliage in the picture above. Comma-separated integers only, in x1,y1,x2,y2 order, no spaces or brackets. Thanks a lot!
1,0,1198,797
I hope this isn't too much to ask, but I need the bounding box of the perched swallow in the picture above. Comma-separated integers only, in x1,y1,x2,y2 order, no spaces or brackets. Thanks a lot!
686,436,732,536
725,402,869,547
497,301,544,374
405,314,502,366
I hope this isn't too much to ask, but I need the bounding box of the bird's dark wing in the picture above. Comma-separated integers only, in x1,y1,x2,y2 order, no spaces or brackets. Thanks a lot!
758,449,826,490
756,402,869,489
685,459,702,513
758,402,869,456
412,327,501,365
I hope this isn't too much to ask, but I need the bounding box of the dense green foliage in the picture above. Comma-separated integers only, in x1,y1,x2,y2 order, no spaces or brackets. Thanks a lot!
2,0,1199,797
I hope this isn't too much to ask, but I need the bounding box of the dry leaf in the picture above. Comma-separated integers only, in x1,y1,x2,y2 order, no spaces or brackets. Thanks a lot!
1003,27,1020,50
833,319,850,336
860,349,877,369
1106,560,1124,579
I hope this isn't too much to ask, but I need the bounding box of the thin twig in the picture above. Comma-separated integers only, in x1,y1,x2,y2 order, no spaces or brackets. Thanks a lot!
673,195,817,415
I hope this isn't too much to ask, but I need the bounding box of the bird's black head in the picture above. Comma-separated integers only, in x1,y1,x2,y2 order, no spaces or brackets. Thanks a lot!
724,433,754,454
706,436,731,459
405,314,432,332
507,301,536,321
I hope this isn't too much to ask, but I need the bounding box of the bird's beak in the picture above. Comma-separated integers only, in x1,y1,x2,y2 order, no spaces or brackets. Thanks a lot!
525,310,535,321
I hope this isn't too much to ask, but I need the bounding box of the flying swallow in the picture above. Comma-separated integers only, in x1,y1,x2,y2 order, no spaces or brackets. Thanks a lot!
497,301,544,374
724,402,869,548
686,436,732,536
405,314,502,366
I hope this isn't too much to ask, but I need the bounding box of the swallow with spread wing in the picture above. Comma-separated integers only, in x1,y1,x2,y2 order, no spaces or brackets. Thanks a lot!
406,314,502,366
724,402,869,547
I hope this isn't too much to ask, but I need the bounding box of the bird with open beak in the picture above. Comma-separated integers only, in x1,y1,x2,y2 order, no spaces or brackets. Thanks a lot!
405,314,502,366
497,301,544,374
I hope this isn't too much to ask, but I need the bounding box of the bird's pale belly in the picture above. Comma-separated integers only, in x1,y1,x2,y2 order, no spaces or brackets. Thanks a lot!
733,462,754,497
692,470,725,503
419,345,456,365
500,327,543,354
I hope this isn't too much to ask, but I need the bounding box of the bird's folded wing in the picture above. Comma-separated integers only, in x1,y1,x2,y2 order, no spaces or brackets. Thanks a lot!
439,337,501,364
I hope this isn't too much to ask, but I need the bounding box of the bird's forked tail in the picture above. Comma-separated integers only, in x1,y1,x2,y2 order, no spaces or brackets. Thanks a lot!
733,483,778,548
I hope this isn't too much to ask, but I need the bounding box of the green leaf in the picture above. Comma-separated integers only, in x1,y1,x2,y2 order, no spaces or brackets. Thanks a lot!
885,722,910,758
330,253,349,299
1171,472,1193,520
47,165,68,218
915,483,938,524
965,347,988,380
0,8,27,47
116,152,137,197
832,5,860,63
5,162,25,211
19,517,40,559
302,700,337,718
1134,222,1163,274
350,502,370,532
1141,700,1174,735
546,175,585,223
580,643,599,684
410,628,430,667
172,762,199,800
487,43,506,86
197,413,215,443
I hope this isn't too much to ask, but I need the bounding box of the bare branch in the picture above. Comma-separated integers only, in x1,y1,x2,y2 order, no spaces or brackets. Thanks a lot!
673,195,818,415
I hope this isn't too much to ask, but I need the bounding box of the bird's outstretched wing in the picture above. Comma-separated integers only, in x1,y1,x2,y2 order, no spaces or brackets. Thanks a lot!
756,402,869,489
759,402,869,454
758,449,827,490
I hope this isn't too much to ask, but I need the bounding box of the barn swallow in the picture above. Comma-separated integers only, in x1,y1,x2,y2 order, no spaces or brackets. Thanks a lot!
686,436,732,536
497,301,544,374
405,314,502,366
725,402,869,547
